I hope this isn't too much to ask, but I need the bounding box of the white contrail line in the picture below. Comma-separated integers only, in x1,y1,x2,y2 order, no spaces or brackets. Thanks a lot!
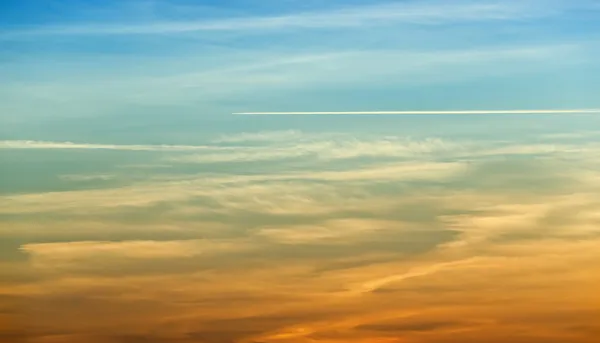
234,109,600,115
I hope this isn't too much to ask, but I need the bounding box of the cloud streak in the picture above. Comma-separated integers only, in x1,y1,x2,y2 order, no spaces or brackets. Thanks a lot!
22,239,252,263
0,140,228,151
348,258,482,294
0,0,562,38
235,109,600,115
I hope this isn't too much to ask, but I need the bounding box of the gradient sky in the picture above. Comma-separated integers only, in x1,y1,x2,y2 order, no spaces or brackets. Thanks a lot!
1,1,600,343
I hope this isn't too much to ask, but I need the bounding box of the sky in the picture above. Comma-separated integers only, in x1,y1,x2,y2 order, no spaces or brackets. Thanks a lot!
1,1,600,342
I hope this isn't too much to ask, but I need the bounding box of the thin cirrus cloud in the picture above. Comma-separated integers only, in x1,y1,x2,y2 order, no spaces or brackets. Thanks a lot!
0,140,230,151
0,161,467,215
0,42,592,124
0,0,566,38
56,44,583,108
21,239,252,264
163,44,588,91
0,137,459,162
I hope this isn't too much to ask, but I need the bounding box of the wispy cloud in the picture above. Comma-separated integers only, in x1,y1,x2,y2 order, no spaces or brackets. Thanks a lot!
0,140,227,151
0,0,562,38
1,42,589,120
59,174,116,182
213,130,305,144
3,132,600,216
170,137,460,163
0,136,462,164
348,258,482,294
22,239,252,264
6,133,600,342
0,160,465,215
153,44,587,96
256,219,398,245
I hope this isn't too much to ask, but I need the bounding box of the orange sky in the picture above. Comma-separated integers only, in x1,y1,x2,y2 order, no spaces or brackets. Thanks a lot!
2,133,600,343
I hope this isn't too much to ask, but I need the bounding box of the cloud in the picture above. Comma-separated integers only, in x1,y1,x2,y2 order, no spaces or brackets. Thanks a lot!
22,239,249,261
170,136,461,163
3,132,600,341
3,133,599,220
59,174,116,182
0,0,562,38
212,130,305,144
3,134,598,169
0,140,227,151
347,258,482,294
20,239,255,276
0,160,466,216
149,43,586,100
3,131,599,223
2,42,589,120
355,320,464,333
255,219,398,244
6,175,600,342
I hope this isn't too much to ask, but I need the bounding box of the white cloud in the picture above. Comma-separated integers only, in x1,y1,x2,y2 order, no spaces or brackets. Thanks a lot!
0,140,228,151
170,132,600,165
3,132,600,217
213,130,305,144
0,0,560,38
477,143,600,156
170,148,307,163
170,137,462,163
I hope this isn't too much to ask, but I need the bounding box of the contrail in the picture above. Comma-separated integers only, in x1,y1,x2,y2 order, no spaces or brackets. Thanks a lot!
234,109,600,115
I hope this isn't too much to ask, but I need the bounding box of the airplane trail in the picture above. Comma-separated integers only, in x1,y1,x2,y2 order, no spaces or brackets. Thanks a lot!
234,109,600,115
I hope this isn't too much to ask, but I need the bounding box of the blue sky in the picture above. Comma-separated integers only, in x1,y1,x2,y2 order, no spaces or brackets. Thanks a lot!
1,0,599,143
